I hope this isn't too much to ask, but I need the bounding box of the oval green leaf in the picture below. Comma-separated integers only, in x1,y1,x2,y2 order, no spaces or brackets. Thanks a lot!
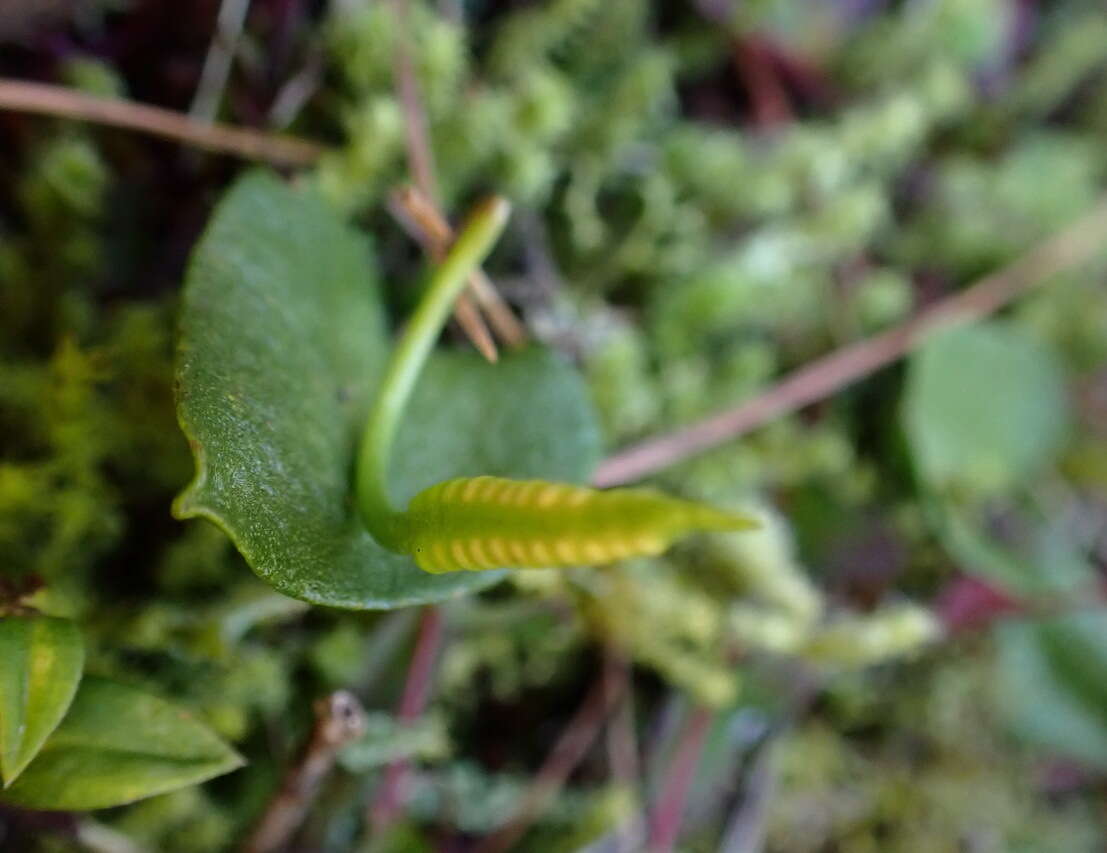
903,322,1070,496
995,611,1107,770
0,676,243,810
0,614,84,786
174,172,601,609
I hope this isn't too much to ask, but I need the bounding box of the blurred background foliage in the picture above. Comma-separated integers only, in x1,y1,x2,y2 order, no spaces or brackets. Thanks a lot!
1,0,1106,850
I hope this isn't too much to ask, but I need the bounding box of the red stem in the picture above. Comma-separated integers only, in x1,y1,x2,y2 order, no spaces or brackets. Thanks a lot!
475,655,627,853
732,36,793,128
367,605,444,834
605,652,639,789
648,706,714,853
392,0,439,203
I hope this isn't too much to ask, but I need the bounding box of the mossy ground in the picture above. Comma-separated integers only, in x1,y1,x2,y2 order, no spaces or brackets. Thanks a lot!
2,1,1106,849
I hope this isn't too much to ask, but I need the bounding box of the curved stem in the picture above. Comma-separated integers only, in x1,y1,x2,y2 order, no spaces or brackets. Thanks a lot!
357,197,511,548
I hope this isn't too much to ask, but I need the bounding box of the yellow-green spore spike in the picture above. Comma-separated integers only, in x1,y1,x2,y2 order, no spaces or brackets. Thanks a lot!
354,197,759,574
390,476,759,573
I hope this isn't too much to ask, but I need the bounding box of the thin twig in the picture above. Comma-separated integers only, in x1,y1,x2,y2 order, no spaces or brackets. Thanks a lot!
642,693,684,786
391,0,439,203
647,706,714,853
605,653,639,790
452,291,500,362
386,0,523,362
268,55,324,130
717,670,819,853
732,36,793,128
0,80,324,166
604,651,641,853
190,0,253,121
387,189,498,361
367,605,445,835
594,197,1107,487
717,739,777,853
584,692,700,853
243,691,368,853
389,186,528,350
475,655,628,853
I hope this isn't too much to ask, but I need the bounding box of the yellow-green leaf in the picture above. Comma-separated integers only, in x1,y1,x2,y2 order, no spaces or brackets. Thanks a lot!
0,614,84,787
0,677,243,810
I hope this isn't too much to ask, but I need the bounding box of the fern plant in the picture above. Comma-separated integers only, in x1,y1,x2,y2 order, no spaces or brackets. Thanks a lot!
355,195,757,572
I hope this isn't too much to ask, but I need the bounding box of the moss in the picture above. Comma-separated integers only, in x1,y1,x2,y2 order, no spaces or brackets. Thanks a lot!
3,0,1107,848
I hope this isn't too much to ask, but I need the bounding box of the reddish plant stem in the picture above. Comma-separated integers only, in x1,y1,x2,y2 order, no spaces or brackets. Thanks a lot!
594,197,1107,487
388,0,513,362
475,655,628,853
391,0,439,205
936,575,1107,635
389,185,527,350
605,651,641,853
190,0,253,122
367,605,444,835
387,192,498,361
0,79,323,166
732,36,793,128
605,652,640,790
243,691,368,853
647,706,714,853
717,738,777,853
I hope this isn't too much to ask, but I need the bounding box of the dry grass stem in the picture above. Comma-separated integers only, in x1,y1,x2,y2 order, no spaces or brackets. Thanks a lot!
389,186,528,360
594,197,1107,487
243,691,368,853
0,79,324,166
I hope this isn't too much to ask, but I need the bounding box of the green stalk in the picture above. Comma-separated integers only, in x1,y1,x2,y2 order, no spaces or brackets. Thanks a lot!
357,197,511,548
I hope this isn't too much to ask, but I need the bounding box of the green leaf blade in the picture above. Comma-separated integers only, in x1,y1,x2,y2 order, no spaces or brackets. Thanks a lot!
0,614,85,786
0,677,243,810
903,322,1070,496
175,172,601,609
996,611,1107,770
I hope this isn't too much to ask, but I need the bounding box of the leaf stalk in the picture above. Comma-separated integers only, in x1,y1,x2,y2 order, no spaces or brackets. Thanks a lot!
356,197,511,547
